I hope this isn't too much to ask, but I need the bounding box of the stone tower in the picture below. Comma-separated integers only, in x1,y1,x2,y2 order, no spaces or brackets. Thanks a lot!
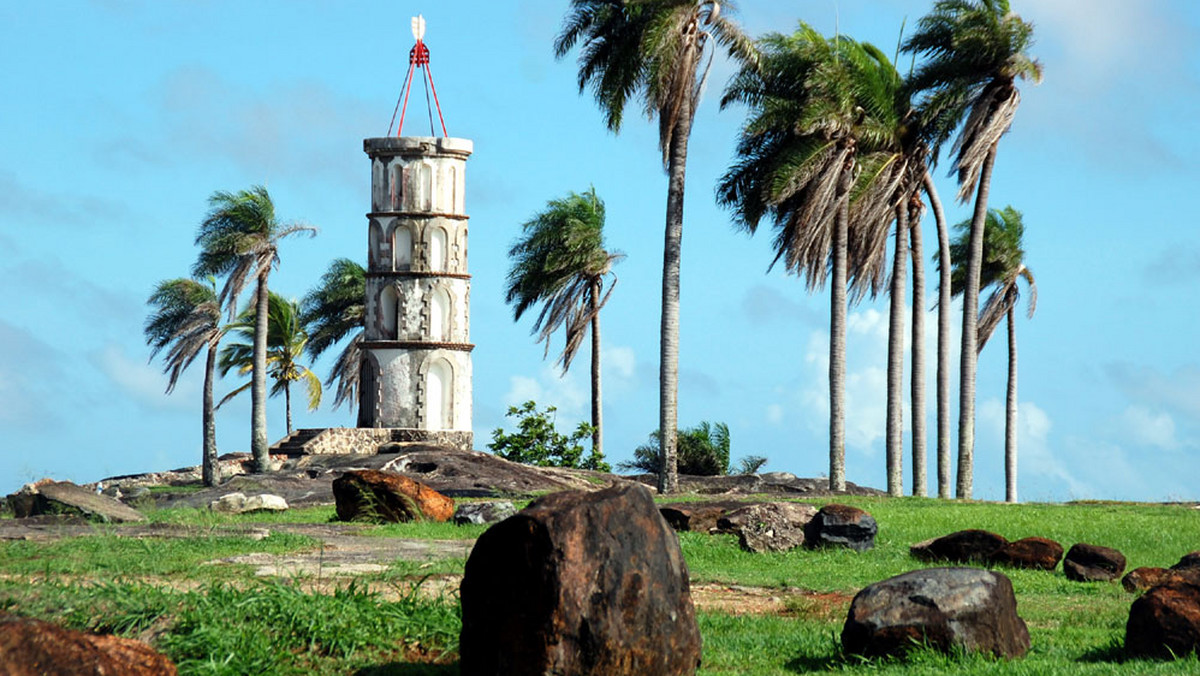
359,136,473,450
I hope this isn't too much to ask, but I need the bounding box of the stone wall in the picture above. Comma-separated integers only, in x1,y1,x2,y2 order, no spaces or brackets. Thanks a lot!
303,427,473,455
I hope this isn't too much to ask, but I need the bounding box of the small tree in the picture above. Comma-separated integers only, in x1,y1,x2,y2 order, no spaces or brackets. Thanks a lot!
488,401,610,472
619,421,733,477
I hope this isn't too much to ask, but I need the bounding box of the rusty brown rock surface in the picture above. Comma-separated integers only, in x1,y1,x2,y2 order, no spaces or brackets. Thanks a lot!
1126,581,1200,658
842,567,1030,660
658,500,753,533
459,482,701,676
805,504,877,552
991,537,1064,570
910,529,1008,564
1173,552,1200,571
332,469,454,523
1064,543,1126,582
0,613,177,675
1122,567,1200,593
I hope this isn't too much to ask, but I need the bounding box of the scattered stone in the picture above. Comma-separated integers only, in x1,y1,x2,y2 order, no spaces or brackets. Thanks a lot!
210,492,248,513
1173,552,1200,572
991,537,1064,571
1121,567,1200,593
1064,543,1126,582
242,494,288,512
659,500,751,533
333,469,454,523
453,500,517,526
804,504,877,552
6,481,146,523
0,613,177,675
459,482,701,675
1126,581,1200,658
910,530,1008,563
842,567,1030,660
716,502,817,553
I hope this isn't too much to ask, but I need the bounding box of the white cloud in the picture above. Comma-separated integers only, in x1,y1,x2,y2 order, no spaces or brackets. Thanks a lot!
977,397,1091,501
1118,405,1179,451
91,343,193,411
502,366,588,422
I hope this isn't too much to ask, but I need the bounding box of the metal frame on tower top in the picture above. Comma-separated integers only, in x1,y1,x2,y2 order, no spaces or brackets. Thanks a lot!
388,15,448,137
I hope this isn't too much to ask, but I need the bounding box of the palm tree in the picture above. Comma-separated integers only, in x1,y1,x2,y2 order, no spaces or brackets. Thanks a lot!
505,187,623,461
554,0,751,494
904,0,1041,498
718,26,914,493
301,258,365,415
144,277,226,486
193,186,316,473
924,173,954,498
948,206,1036,503
218,292,323,437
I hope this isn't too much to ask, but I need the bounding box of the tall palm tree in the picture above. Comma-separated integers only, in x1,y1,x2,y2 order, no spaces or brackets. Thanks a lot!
505,187,623,461
193,186,316,473
301,258,365,413
144,277,226,487
948,206,1036,503
218,292,323,435
904,0,1041,498
718,26,914,492
924,173,954,498
554,0,751,494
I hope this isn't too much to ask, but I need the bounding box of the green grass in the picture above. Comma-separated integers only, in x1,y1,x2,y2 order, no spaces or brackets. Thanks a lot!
6,497,1200,673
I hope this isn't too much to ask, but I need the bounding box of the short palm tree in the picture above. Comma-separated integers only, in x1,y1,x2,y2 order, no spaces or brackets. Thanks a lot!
904,0,1042,498
145,277,226,486
505,187,623,461
218,292,323,437
718,25,915,493
300,258,365,415
554,0,751,494
193,186,316,472
948,206,1036,503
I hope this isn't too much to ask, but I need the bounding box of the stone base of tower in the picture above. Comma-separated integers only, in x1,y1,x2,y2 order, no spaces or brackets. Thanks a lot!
270,427,473,456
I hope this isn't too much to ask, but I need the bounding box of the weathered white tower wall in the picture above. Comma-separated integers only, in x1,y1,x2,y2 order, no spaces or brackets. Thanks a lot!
360,136,473,450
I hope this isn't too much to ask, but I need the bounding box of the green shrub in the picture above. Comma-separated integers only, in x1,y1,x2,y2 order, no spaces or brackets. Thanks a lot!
488,401,610,472
619,421,734,476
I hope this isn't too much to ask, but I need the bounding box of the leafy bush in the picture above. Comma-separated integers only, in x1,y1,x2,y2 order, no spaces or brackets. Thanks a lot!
488,401,610,472
618,421,734,476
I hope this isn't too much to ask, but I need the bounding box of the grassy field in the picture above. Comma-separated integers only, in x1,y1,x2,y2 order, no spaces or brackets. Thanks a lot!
2,496,1198,674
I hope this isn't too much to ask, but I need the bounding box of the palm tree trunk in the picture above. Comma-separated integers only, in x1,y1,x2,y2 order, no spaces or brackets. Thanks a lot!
202,343,219,487
1005,302,1018,503
657,94,694,496
829,164,850,493
909,196,927,497
590,279,603,458
957,146,998,499
285,380,293,435
924,172,952,499
252,272,270,473
886,204,908,497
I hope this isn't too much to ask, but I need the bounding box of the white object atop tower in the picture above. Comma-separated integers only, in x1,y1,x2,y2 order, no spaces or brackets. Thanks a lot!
411,15,426,41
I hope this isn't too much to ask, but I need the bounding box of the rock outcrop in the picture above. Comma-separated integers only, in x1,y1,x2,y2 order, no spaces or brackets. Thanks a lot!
716,502,817,553
459,482,701,675
1063,543,1126,582
6,481,146,523
453,501,517,526
910,530,1007,564
991,537,1064,571
804,504,877,552
1126,581,1200,658
332,470,454,523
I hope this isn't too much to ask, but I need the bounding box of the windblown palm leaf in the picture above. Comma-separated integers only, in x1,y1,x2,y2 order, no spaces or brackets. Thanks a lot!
301,258,365,410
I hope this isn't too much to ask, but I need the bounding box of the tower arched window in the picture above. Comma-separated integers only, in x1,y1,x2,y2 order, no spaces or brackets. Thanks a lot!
380,285,399,340
429,286,451,341
429,227,447,272
425,358,453,430
394,226,413,270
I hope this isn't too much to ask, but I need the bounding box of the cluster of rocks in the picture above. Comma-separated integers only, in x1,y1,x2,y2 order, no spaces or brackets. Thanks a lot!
908,528,1130,580
658,499,878,553
1123,551,1200,659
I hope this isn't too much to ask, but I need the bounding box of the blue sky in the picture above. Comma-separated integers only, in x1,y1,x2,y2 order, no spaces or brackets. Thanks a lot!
2,1,1199,501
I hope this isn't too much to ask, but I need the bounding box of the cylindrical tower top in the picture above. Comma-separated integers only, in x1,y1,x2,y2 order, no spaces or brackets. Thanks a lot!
364,136,473,159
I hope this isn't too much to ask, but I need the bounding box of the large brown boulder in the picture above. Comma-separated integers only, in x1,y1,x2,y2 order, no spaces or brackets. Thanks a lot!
1122,567,1200,593
659,500,750,533
910,530,1007,563
459,482,701,675
0,613,177,675
332,470,454,523
1126,581,1200,658
1064,543,1126,582
991,537,1064,571
804,504,877,552
842,567,1030,660
716,502,818,553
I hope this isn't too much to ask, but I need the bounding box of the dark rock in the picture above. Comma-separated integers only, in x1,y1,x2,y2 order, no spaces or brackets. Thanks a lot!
6,481,146,523
453,501,517,526
805,504,877,552
842,567,1030,660
1126,581,1200,658
659,500,750,533
1172,552,1200,572
991,537,1064,570
1064,543,1126,582
910,530,1008,563
459,482,701,675
1122,567,1200,593
716,502,818,553
332,470,454,523
0,613,177,675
